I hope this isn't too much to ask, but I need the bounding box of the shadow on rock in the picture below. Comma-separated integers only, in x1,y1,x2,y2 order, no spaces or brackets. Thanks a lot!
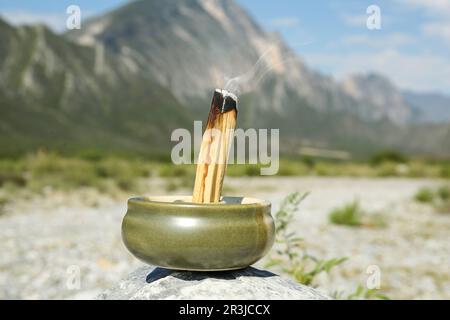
146,266,275,284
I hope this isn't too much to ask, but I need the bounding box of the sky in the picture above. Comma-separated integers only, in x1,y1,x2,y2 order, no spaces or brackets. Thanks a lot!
0,0,449,94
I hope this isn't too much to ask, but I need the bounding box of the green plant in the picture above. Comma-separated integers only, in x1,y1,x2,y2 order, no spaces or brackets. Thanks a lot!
437,185,450,201
370,150,407,165
329,201,387,228
244,165,261,176
414,187,435,203
413,185,450,214
435,185,450,214
329,201,363,227
266,192,347,286
334,285,390,300
0,195,7,215
158,164,194,178
440,165,450,178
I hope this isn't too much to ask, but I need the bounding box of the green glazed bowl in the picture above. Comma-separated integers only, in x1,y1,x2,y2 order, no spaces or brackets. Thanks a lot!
122,196,275,271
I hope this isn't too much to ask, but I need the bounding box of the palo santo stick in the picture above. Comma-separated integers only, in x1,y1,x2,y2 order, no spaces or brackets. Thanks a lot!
192,89,238,203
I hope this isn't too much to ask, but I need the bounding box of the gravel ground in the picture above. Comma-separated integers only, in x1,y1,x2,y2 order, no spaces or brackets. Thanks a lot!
1,177,449,299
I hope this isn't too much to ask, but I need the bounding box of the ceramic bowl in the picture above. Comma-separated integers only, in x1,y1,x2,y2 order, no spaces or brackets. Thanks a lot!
122,196,275,271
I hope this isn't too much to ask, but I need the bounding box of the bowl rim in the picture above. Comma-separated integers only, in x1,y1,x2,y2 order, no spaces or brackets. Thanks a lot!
128,195,271,208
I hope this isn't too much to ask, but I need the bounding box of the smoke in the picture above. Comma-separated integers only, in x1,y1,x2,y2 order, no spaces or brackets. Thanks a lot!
223,41,314,97
223,48,274,95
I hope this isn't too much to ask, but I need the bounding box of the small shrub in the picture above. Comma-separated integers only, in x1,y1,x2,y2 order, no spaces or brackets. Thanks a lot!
435,185,450,214
440,165,450,178
277,164,297,176
437,185,450,201
329,201,387,228
277,160,309,176
158,164,194,178
370,150,407,165
414,185,450,214
334,285,390,300
0,195,8,215
375,162,398,177
314,162,333,176
329,201,363,227
414,187,435,203
267,192,348,286
244,165,261,176
301,156,316,168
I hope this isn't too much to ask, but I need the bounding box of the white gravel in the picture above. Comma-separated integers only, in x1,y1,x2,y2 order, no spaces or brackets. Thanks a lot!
1,177,449,299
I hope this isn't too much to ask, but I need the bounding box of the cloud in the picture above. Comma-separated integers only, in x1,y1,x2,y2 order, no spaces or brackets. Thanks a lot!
270,17,299,28
0,10,67,31
341,33,416,48
0,10,67,32
422,21,450,45
395,0,450,41
342,14,367,27
304,49,450,94
0,9,95,32
396,0,450,46
342,12,394,29
398,0,450,16
331,1,449,93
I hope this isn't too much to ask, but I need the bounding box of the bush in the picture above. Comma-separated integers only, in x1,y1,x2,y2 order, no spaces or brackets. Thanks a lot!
0,159,26,187
440,165,450,178
22,152,147,193
375,162,398,177
370,150,407,165
158,164,194,178
95,158,148,191
329,201,387,228
334,285,389,300
27,153,97,191
329,201,363,227
267,193,388,299
437,185,450,201
267,192,347,286
414,187,435,203
413,185,450,214
244,165,261,176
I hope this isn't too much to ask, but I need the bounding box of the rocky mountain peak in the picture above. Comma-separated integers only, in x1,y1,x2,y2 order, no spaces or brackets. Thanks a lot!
341,73,412,125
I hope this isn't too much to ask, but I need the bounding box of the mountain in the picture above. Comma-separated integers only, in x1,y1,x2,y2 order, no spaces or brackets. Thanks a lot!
341,73,412,125
1,0,449,158
404,91,450,123
68,0,409,124
0,17,192,156
65,0,433,156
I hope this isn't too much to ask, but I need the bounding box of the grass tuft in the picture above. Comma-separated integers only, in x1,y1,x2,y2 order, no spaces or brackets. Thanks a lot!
329,201,363,227
414,187,435,203
415,185,450,214
328,201,387,228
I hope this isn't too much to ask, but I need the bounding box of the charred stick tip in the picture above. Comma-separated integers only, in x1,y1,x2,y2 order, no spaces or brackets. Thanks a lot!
214,88,238,114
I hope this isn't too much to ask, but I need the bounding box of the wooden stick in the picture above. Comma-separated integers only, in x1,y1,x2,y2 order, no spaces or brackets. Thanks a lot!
192,89,238,203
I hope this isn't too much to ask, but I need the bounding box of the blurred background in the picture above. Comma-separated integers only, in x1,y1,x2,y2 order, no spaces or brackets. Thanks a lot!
0,0,449,299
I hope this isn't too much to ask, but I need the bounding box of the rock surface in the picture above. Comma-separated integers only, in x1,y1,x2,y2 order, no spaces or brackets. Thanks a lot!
98,266,330,300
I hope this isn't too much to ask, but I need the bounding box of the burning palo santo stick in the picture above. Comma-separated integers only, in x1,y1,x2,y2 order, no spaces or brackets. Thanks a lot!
192,89,238,203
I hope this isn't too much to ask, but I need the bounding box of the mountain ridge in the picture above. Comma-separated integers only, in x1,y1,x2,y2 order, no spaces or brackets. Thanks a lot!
68,0,412,125
0,17,193,156
1,1,450,158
